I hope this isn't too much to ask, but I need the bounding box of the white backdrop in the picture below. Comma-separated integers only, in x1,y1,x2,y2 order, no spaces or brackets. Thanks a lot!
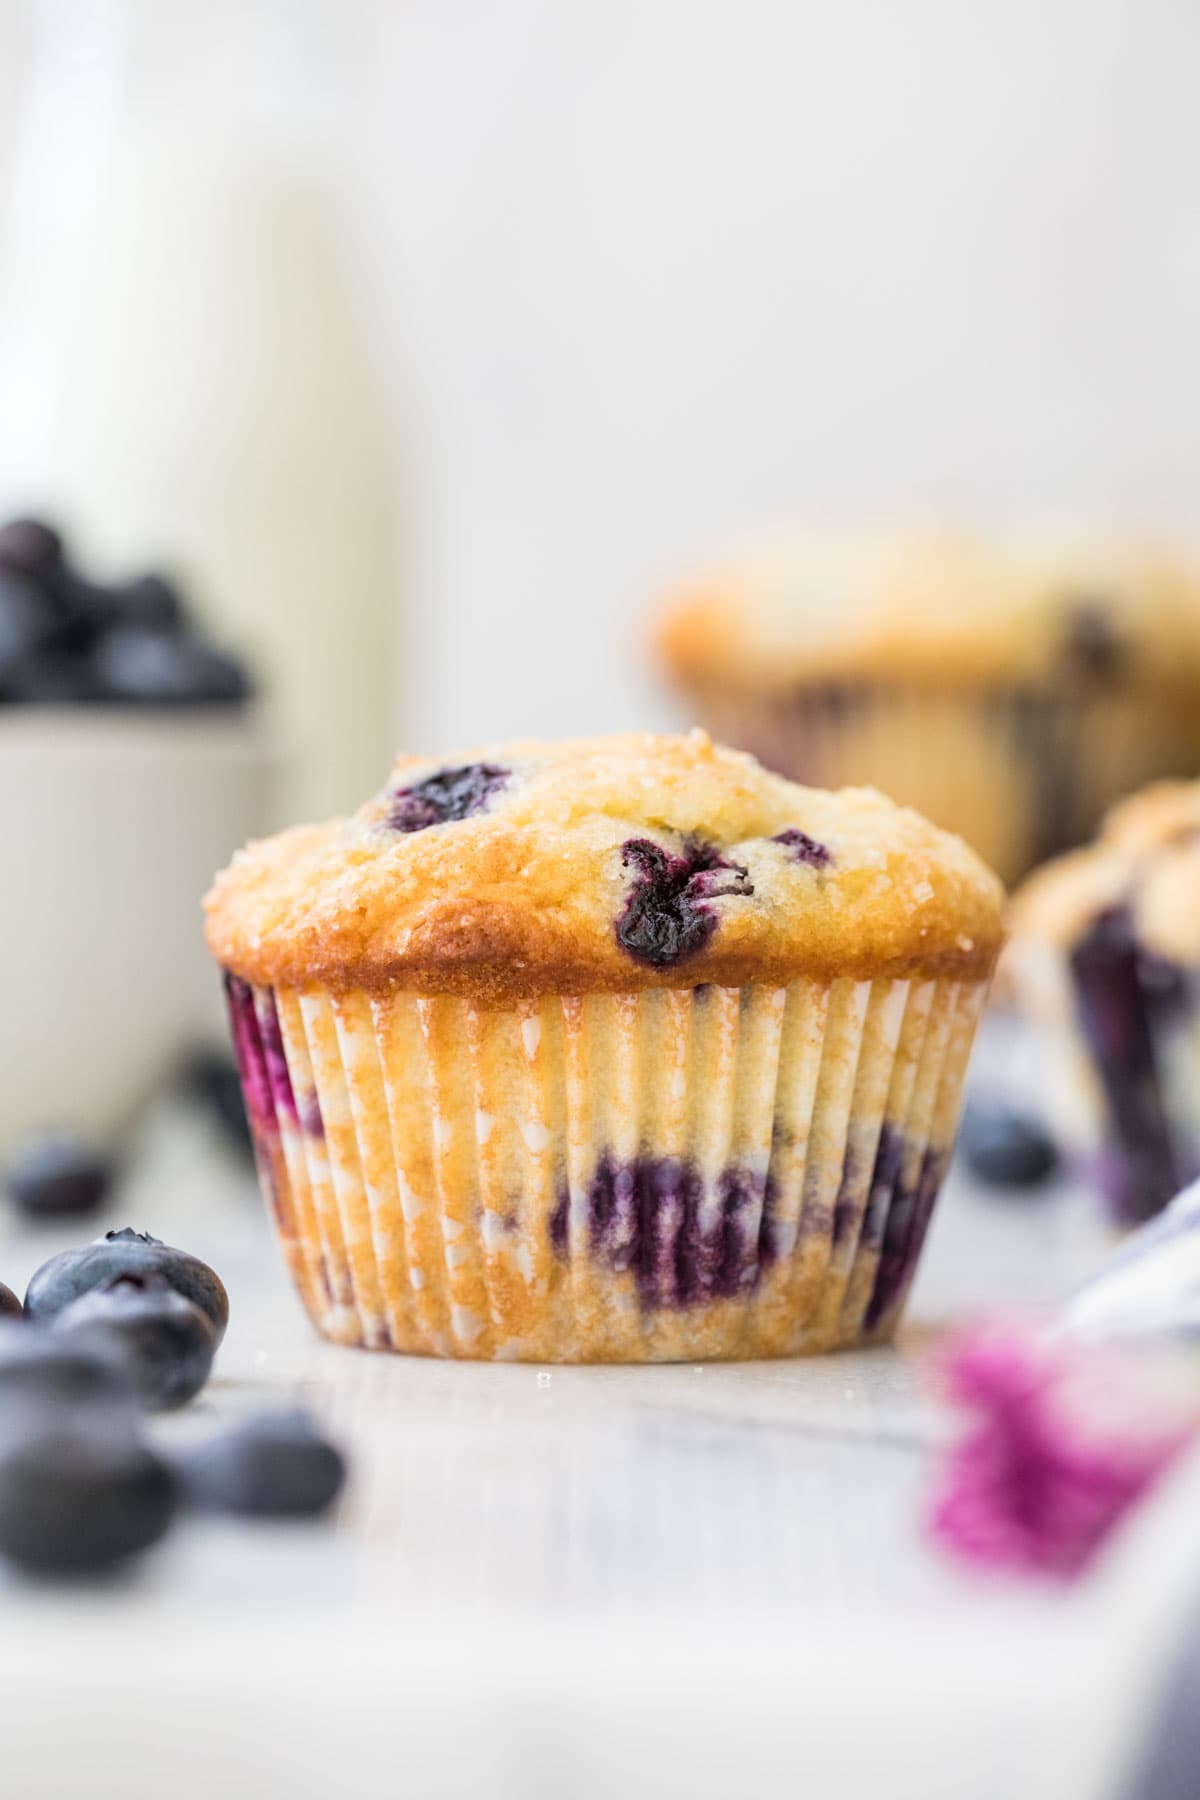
4,0,1200,754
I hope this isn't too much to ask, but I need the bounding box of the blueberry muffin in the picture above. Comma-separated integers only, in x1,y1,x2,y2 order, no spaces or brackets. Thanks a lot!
1011,782,1200,1226
206,730,1004,1360
655,526,1200,884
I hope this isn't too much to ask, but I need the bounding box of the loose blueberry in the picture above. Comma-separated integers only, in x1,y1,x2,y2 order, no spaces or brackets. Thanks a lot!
176,1409,347,1518
0,1319,138,1413
53,1274,216,1411
184,1050,253,1157
0,1285,20,1321
616,837,753,968
959,1101,1059,1188
0,517,63,576
386,762,510,832
772,827,832,870
92,624,252,706
25,1228,229,1345
0,1416,175,1575
3,1133,113,1220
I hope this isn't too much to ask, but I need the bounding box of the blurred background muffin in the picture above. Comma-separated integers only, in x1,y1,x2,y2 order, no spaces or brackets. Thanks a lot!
1008,783,1200,1227
654,526,1200,885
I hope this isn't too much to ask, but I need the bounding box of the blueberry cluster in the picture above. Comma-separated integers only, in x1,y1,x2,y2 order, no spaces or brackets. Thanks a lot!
0,516,253,706
0,1228,345,1576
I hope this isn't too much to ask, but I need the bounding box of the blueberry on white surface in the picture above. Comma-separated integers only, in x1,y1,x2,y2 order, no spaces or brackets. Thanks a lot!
0,1416,175,1575
959,1101,1059,1188
52,1275,216,1412
25,1228,229,1344
3,1133,113,1220
177,1410,347,1518
0,1284,21,1321
0,1319,138,1414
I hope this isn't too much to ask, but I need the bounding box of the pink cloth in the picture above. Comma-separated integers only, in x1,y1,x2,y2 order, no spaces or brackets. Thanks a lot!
929,1323,1197,1580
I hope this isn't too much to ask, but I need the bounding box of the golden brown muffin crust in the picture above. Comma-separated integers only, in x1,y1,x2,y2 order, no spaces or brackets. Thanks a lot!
206,730,1006,1002
1012,780,1200,963
655,525,1200,692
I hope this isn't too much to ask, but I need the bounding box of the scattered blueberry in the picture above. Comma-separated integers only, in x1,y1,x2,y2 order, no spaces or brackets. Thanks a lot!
3,1133,113,1220
616,837,753,968
0,1319,138,1414
25,1228,229,1346
0,1285,20,1321
387,762,510,832
959,1101,1059,1188
0,1415,175,1575
184,1050,253,1157
176,1409,347,1518
53,1274,216,1411
93,624,252,706
772,827,833,870
0,517,62,576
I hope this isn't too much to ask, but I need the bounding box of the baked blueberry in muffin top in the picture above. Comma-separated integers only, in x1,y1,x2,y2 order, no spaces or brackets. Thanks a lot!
206,729,1004,1002
387,762,510,832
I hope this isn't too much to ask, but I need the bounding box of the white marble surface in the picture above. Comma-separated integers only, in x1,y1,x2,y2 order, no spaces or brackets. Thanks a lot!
0,1101,1197,1800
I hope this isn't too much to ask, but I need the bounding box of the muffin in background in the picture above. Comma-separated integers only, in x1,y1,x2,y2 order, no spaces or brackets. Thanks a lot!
1010,782,1200,1227
654,525,1200,884
206,730,1004,1362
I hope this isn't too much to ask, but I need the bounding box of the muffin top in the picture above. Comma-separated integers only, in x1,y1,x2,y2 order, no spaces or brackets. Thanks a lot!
655,525,1200,691
206,730,1004,1004
1013,781,1200,964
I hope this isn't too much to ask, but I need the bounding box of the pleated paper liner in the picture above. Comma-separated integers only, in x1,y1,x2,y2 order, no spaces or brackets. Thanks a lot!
688,683,1200,885
225,972,986,1362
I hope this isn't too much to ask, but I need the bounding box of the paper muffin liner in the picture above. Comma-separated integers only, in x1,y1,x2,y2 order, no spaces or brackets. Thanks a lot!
223,971,986,1361
690,683,1200,885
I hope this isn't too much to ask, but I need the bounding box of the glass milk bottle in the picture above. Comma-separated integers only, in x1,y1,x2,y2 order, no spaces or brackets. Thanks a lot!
0,0,399,820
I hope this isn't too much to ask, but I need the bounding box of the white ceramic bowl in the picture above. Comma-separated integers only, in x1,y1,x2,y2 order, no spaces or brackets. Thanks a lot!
0,709,281,1153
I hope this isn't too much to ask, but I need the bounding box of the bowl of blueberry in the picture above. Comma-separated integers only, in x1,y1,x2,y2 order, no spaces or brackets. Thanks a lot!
0,517,280,1153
